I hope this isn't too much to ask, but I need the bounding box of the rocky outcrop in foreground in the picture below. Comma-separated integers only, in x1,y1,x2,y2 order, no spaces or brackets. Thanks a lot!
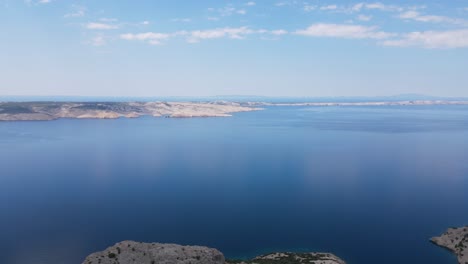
82,241,225,264
227,252,345,264
82,241,346,264
431,226,468,264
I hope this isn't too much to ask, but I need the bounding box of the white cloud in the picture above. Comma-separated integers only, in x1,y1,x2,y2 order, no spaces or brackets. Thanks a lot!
90,36,106,46
357,14,372,21
187,27,255,43
350,2,403,12
213,4,248,17
120,27,288,45
141,21,150,25
64,4,85,18
381,29,468,49
271,29,288,35
364,2,402,12
207,17,219,21
399,11,466,25
120,32,171,45
187,27,289,43
295,23,393,39
351,3,364,12
171,18,191,22
313,2,423,14
123,29,243,45
303,4,316,12
246,2,255,6
25,0,52,5
86,22,119,30
275,1,299,7
320,5,337,11
218,6,236,16
99,18,118,22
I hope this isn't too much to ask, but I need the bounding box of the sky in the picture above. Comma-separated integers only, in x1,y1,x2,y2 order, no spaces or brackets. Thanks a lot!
1,0,468,97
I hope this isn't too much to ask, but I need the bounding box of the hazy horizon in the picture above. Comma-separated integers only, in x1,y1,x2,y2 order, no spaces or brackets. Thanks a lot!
1,93,468,101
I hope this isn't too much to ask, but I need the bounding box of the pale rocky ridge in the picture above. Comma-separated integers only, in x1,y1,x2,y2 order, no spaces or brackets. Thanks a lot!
431,226,468,264
2,100,468,121
245,100,468,107
82,241,225,264
82,241,346,264
0,102,261,121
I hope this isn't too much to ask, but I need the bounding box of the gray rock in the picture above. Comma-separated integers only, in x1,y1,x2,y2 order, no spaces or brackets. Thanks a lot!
82,241,225,264
431,226,468,264
83,241,348,264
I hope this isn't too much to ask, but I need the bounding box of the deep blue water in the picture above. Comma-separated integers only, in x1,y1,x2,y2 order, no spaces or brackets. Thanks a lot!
1,106,467,264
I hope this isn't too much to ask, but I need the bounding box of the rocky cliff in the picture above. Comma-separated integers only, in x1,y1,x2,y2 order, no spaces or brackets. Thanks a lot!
431,226,468,264
82,241,346,264
82,241,225,264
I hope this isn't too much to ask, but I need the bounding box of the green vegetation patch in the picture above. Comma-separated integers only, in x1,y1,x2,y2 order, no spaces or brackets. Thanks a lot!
227,253,335,264
0,103,35,114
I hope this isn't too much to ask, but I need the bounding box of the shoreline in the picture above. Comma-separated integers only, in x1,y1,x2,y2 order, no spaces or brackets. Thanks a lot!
81,241,346,264
0,101,261,121
431,226,468,264
1,100,468,121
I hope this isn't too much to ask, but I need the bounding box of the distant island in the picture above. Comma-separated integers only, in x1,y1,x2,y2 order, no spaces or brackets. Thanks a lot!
1,100,468,121
431,226,468,264
246,100,468,107
0,101,260,121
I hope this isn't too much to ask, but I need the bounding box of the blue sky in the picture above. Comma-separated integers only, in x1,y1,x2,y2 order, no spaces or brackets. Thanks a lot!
1,0,468,97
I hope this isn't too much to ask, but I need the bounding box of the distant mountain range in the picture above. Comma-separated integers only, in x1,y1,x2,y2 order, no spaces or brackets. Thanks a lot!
1,94,467,103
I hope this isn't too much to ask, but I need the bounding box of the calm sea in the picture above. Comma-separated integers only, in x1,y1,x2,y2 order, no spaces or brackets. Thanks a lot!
1,105,467,264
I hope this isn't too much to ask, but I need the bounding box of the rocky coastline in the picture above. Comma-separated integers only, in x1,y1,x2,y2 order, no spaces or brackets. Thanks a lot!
82,241,346,264
2,100,468,121
431,226,468,264
0,101,260,121
82,225,468,264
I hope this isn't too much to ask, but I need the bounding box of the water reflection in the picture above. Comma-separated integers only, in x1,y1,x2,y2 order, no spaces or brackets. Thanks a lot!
0,106,467,264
